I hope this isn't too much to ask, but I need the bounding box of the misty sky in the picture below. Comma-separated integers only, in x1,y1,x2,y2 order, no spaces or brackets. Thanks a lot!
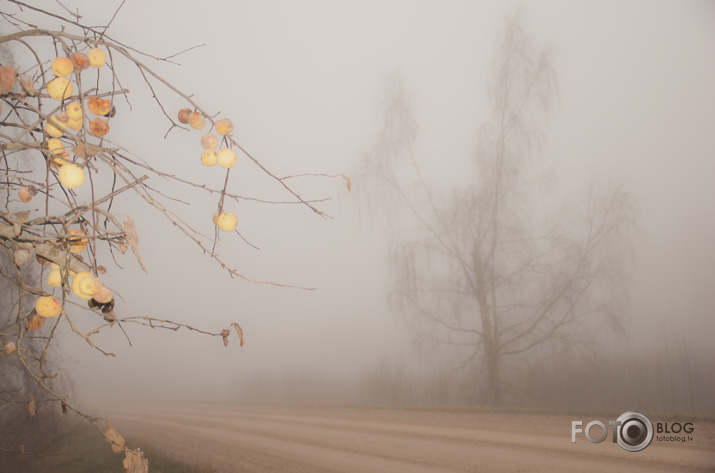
22,0,714,403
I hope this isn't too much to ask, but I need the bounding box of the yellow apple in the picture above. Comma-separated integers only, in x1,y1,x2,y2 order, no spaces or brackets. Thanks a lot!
36,296,62,318
188,111,205,130
51,57,74,77
201,148,218,166
215,211,238,232
47,77,73,100
87,48,106,68
216,148,237,168
58,163,85,189
49,151,71,169
72,272,102,300
47,137,64,155
46,116,67,138
67,118,83,131
201,133,218,149
215,118,233,135
66,101,83,120
47,268,62,287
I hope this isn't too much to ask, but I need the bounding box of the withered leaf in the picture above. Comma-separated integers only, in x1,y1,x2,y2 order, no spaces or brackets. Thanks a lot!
14,211,30,223
19,75,34,95
61,399,67,415
28,394,36,418
231,322,245,347
221,329,230,346
0,66,15,95
14,248,32,267
123,449,148,473
104,421,126,453
72,142,99,159
342,174,352,191
124,218,147,273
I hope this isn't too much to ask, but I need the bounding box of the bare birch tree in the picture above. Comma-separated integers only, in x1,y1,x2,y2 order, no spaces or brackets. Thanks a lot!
359,17,634,405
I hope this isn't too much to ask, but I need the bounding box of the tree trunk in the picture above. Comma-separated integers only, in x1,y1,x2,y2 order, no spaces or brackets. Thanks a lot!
483,336,501,406
473,249,501,406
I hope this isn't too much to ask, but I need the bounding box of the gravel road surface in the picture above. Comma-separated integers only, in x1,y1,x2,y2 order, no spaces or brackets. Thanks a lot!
105,404,715,472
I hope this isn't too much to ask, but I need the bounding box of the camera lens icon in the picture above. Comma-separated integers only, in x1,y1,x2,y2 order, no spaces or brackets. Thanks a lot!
616,411,653,452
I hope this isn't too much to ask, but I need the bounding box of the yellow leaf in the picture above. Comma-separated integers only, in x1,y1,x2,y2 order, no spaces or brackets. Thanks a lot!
104,421,126,453
28,394,36,418
123,449,148,473
342,174,352,191
231,322,245,347
124,218,147,273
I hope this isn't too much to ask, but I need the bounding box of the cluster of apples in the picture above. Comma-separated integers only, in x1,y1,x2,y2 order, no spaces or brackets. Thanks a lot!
43,48,112,192
177,108,238,233
34,229,113,319
35,271,112,318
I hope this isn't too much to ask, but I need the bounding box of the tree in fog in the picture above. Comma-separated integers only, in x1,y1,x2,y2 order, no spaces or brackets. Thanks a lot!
0,2,339,468
358,17,634,405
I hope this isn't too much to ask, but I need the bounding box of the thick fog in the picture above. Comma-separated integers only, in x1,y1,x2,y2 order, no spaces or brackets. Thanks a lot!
18,1,713,411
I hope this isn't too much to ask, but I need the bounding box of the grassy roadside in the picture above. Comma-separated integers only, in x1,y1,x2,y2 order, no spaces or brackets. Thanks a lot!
7,422,215,473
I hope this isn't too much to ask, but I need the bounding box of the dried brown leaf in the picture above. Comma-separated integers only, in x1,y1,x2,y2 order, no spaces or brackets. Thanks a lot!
19,75,34,95
342,174,352,191
104,421,125,453
231,322,245,347
72,142,99,159
28,394,36,418
123,449,148,473
221,329,230,346
14,248,32,266
0,66,15,94
61,400,67,414
124,218,148,273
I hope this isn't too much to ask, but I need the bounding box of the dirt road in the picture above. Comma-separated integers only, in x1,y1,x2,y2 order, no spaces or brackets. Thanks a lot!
105,404,715,472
